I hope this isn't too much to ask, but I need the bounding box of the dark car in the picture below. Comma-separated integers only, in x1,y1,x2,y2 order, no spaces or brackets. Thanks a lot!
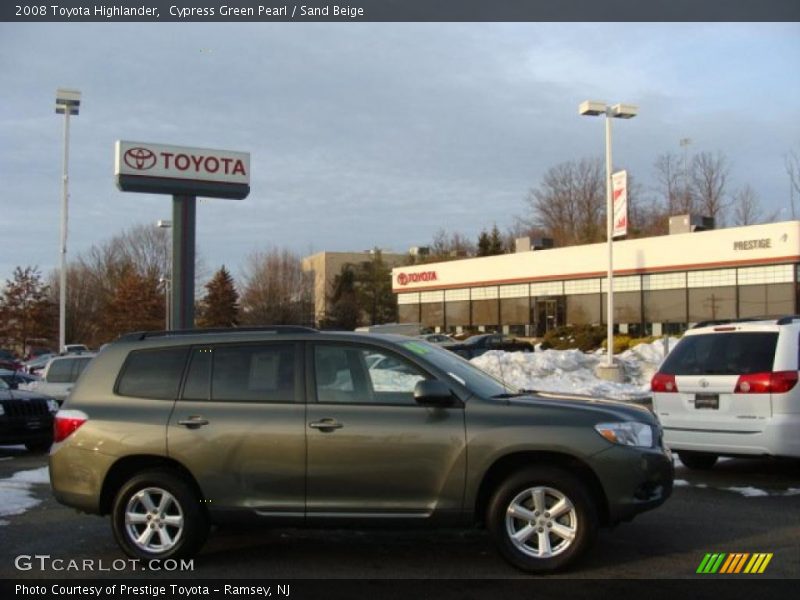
447,333,534,359
0,369,40,389
50,327,672,572
0,349,22,372
0,377,59,453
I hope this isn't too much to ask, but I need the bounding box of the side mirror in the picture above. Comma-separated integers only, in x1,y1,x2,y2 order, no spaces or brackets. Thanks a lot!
414,380,456,407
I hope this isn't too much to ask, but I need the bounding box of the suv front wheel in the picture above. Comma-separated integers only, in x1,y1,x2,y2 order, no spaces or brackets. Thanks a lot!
111,470,209,560
487,467,597,572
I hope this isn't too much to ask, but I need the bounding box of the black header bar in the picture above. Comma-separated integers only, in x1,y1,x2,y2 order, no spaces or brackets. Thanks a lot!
3,0,799,22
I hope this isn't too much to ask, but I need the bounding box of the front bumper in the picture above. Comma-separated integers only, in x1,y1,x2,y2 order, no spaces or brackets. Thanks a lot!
589,444,674,524
0,415,54,445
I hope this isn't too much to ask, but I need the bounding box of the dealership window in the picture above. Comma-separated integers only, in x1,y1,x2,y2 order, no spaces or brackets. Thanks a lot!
420,291,444,329
688,286,736,322
500,297,529,325
642,272,686,291
601,275,641,293
398,303,420,324
499,284,529,299
565,279,600,295
445,301,470,327
531,281,564,296
602,291,642,334
472,299,499,328
737,264,793,285
687,269,736,288
643,289,687,324
566,293,601,325
739,283,795,317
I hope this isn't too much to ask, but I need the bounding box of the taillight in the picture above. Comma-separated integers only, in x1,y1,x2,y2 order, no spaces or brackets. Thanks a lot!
651,373,678,393
54,410,88,442
734,371,798,394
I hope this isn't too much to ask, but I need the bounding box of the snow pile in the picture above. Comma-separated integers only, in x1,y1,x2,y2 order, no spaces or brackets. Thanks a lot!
0,466,50,526
470,338,678,402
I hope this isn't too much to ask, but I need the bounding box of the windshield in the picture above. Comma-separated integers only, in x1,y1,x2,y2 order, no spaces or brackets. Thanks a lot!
400,340,516,398
0,379,9,390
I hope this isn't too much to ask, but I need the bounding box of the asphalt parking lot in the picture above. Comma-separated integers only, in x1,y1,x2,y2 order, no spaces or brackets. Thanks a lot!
1,446,798,581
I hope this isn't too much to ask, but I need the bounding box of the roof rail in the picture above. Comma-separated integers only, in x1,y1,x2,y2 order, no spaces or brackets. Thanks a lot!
691,317,768,329
117,326,318,342
776,315,800,325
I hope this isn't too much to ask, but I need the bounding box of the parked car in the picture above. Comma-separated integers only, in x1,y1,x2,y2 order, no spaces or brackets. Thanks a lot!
652,316,800,470
0,349,22,372
0,377,59,452
446,333,534,359
23,353,56,375
50,327,672,572
63,344,90,354
417,333,456,345
0,369,41,389
20,353,95,404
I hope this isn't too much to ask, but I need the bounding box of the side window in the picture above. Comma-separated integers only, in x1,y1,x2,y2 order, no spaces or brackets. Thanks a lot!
182,347,212,401
117,348,189,400
46,359,73,383
314,345,427,405
211,344,296,403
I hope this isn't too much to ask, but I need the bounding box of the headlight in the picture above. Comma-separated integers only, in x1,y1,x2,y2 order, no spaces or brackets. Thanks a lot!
47,399,60,413
594,421,653,448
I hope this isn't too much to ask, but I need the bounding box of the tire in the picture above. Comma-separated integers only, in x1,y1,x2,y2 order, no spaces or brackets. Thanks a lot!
25,440,52,453
487,467,598,573
678,451,718,471
111,469,209,560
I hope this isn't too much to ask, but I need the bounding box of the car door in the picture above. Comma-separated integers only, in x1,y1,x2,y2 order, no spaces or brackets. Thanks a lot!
167,342,306,517
305,342,467,520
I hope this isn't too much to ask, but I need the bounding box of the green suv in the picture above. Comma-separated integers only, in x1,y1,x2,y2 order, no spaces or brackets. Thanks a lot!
50,327,672,572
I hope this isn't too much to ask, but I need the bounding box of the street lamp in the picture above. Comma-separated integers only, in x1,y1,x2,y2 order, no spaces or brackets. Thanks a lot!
157,219,172,330
55,88,81,353
579,100,637,382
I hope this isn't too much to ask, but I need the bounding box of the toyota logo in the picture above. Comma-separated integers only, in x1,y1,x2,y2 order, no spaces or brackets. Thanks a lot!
123,147,157,171
397,273,409,286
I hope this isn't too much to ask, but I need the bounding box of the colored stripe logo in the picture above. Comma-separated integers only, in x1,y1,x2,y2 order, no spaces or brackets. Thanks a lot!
697,553,773,574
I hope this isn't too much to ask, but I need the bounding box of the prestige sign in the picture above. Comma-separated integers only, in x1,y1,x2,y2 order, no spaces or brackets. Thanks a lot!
114,141,250,200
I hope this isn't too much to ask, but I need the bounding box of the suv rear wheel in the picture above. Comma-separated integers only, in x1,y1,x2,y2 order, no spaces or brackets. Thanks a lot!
111,470,208,560
678,451,718,470
487,467,597,572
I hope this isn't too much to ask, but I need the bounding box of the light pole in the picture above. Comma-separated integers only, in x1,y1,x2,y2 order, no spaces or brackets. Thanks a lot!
55,88,81,353
157,219,172,330
579,100,637,381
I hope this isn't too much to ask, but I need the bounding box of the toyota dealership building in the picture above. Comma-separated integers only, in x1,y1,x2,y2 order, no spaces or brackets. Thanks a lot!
392,220,800,337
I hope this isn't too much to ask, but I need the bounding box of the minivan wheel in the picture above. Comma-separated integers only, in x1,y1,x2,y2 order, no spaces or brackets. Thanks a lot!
678,451,718,471
487,467,597,573
112,470,208,560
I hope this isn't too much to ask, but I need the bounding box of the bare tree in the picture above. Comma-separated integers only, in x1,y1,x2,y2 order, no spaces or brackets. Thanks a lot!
654,152,693,215
520,158,604,246
427,229,475,261
731,185,763,226
239,248,313,326
691,151,729,225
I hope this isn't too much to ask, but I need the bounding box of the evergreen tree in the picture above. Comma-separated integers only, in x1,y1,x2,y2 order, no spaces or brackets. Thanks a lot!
325,265,360,330
488,224,505,255
198,266,239,328
355,249,397,325
0,266,56,353
477,230,491,256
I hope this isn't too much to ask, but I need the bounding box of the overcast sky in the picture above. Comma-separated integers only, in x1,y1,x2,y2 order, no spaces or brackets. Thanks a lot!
1,22,798,282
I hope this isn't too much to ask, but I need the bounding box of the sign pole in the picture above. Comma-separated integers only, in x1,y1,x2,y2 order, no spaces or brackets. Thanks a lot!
172,195,196,330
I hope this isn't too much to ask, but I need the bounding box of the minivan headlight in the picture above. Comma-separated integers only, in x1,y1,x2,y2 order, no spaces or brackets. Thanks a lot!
595,422,653,448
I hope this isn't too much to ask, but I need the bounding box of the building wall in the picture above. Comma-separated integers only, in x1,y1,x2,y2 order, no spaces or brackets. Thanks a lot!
302,251,407,326
392,221,800,336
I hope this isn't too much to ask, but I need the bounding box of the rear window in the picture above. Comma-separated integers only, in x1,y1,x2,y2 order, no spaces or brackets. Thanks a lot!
46,357,92,383
660,332,778,376
117,348,189,400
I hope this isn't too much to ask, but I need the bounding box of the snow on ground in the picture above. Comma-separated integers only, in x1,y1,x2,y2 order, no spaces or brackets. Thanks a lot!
0,466,50,526
470,338,678,402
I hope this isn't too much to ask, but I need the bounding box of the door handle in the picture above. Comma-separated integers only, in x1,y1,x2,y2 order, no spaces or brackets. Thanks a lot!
309,419,343,432
178,416,209,429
